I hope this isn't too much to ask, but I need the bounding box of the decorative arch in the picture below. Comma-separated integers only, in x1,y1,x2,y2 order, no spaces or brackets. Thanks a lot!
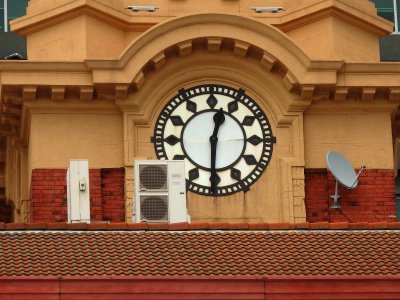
88,13,336,99
115,14,313,223
92,13,309,68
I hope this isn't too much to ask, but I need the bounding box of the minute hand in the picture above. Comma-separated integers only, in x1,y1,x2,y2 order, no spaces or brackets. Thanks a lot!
210,108,225,195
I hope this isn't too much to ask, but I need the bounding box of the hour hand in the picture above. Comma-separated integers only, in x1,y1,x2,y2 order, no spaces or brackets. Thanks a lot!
210,108,225,194
212,108,225,138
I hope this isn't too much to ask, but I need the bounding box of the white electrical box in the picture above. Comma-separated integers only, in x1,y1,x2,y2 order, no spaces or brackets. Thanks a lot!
134,160,189,223
67,159,90,223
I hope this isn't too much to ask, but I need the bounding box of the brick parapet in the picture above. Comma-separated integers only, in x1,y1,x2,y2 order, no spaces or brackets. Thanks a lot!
305,168,397,223
30,168,125,223
89,169,102,222
101,168,125,222
30,169,67,223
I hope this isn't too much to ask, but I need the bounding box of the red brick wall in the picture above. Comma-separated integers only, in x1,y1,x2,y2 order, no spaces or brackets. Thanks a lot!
90,169,103,222
305,169,397,223
30,168,125,223
30,169,67,223
101,168,125,222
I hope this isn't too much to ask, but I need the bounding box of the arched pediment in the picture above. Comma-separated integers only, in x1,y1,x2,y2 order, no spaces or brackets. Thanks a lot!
86,13,343,94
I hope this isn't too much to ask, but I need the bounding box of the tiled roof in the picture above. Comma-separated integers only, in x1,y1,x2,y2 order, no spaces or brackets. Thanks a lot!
1,226,399,276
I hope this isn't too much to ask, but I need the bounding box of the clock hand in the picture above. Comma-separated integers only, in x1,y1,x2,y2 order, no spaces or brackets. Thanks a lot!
210,108,225,194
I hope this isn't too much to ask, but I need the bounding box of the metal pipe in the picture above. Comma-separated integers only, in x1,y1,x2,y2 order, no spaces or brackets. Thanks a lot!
4,0,8,32
394,0,399,33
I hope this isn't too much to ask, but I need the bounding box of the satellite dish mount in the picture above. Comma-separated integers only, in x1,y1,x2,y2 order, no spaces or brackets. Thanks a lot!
326,151,365,209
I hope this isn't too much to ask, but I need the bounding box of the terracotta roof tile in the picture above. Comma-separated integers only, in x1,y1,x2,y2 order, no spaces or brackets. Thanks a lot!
128,223,148,230
5,223,26,230
46,222,67,230
208,222,230,230
168,222,190,231
292,222,310,230
67,223,88,230
329,222,349,230
389,222,400,229
309,222,330,230
268,223,290,230
148,223,169,230
369,222,388,229
26,223,47,230
188,222,209,230
0,230,399,277
349,222,369,230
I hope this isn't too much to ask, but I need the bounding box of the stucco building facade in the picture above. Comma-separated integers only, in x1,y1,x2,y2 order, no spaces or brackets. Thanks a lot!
1,1,400,298
0,0,399,224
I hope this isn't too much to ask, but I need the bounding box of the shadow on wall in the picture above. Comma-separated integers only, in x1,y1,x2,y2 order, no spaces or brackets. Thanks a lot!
0,198,13,222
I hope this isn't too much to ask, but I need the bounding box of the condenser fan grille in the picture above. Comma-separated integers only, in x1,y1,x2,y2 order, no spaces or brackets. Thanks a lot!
139,164,167,190
140,195,168,221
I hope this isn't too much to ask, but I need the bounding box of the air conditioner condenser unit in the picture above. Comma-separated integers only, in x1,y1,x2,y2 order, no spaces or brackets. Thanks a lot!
133,160,189,223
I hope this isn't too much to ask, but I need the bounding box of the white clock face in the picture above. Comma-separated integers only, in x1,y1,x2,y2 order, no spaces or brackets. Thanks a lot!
182,111,245,169
153,84,276,196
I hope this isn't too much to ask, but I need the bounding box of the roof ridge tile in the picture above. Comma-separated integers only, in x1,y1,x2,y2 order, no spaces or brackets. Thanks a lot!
329,222,349,230
368,222,389,230
47,223,67,230
208,222,230,230
128,223,148,230
0,221,399,231
169,222,190,231
309,222,330,230
268,223,290,230
67,223,88,230
349,222,370,230
189,222,209,230
5,223,27,230
148,223,169,230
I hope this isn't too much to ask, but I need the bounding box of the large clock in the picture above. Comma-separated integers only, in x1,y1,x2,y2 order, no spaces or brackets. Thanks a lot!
152,84,276,196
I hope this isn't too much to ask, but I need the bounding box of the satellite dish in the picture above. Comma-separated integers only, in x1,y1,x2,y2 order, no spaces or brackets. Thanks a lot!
326,151,365,209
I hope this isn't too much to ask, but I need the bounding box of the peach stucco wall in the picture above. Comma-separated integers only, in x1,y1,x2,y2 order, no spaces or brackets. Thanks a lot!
304,112,394,169
29,113,124,170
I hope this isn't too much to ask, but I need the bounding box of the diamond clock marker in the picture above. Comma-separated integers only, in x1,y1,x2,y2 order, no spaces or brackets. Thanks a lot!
186,100,197,113
230,168,241,181
228,101,238,113
248,135,263,145
242,116,255,126
170,116,184,126
189,168,200,180
206,94,218,109
165,135,180,145
209,173,221,185
244,155,258,165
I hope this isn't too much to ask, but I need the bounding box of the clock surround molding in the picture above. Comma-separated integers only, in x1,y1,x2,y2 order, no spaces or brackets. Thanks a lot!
121,52,307,223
